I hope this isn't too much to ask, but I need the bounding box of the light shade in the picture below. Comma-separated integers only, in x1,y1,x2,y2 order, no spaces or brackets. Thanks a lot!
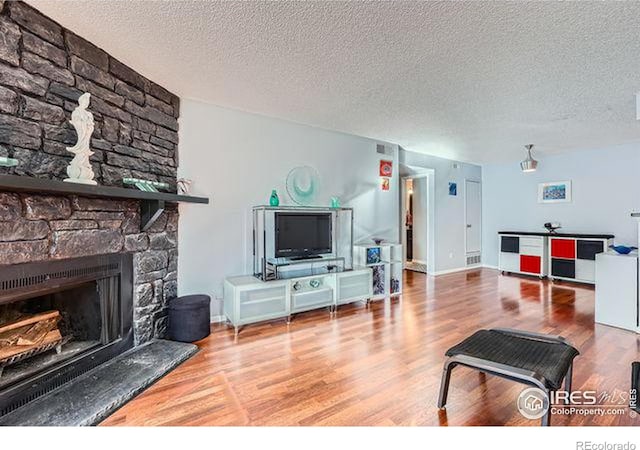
520,144,538,172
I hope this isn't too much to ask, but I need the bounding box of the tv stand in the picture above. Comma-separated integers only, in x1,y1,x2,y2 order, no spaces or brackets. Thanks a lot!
264,255,346,280
290,255,322,261
252,205,354,281
224,267,373,337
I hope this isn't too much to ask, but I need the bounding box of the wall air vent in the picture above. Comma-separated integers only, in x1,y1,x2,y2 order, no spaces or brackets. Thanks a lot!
376,144,391,155
466,254,481,266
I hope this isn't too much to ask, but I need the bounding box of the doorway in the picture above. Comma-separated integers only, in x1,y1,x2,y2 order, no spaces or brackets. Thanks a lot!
401,175,428,273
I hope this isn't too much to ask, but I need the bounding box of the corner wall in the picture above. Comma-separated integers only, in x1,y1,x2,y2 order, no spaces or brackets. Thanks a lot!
481,143,640,267
399,149,482,273
177,99,399,316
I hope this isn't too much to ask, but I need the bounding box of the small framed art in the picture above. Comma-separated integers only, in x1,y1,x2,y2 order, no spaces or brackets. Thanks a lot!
538,181,572,203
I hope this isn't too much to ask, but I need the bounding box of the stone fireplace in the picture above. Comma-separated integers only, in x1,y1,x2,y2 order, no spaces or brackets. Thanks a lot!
0,1,186,415
0,0,182,345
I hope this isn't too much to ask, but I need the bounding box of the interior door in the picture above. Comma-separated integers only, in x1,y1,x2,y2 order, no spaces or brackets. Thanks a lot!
465,180,482,255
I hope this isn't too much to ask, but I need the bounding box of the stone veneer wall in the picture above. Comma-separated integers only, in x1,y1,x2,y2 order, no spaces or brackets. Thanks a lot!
0,1,181,344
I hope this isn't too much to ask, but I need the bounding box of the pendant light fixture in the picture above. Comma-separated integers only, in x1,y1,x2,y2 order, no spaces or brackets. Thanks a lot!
520,144,538,172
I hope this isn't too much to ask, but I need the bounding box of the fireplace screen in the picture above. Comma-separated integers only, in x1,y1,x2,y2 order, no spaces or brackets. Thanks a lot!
0,278,120,389
0,254,133,416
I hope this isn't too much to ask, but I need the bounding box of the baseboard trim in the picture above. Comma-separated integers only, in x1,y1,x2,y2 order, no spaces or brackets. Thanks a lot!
482,264,498,270
432,265,482,276
407,259,427,265
210,315,225,324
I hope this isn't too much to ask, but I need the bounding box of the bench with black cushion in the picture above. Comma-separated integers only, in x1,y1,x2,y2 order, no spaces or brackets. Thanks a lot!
437,328,579,426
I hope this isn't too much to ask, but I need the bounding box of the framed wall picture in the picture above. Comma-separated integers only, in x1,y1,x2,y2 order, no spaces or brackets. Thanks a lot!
379,160,393,177
538,181,572,203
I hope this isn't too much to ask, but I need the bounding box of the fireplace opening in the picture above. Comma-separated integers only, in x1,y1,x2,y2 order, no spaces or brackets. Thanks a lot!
0,279,118,389
0,254,133,417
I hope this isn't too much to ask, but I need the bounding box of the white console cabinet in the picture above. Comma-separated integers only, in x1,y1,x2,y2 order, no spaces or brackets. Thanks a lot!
595,252,640,333
224,277,289,332
336,269,373,305
224,267,373,336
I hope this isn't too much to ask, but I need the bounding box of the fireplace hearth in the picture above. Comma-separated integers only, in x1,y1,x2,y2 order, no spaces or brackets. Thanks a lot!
0,253,133,417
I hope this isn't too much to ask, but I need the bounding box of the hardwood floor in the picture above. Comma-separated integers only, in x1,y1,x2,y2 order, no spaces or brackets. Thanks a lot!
102,269,640,426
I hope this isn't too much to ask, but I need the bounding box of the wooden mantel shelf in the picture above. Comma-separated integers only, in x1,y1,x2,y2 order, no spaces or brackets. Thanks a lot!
0,174,209,231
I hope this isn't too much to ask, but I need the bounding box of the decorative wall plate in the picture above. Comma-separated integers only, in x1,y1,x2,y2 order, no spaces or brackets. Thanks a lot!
286,166,320,206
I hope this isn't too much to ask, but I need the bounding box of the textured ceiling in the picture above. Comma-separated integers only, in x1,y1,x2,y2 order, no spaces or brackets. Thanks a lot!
27,0,640,163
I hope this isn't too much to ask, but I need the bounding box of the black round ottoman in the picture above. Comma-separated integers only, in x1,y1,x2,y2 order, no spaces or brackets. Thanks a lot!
168,295,211,342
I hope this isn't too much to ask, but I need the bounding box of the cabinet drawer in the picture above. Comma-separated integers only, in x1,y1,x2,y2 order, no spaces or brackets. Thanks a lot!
551,239,576,259
520,255,541,274
239,285,286,304
520,245,542,257
292,288,333,312
500,236,519,253
500,252,520,272
575,259,595,281
577,240,604,261
551,258,575,278
520,237,543,248
239,296,287,320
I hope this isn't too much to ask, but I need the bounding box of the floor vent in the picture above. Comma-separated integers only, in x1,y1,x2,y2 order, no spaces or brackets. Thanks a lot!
466,254,481,266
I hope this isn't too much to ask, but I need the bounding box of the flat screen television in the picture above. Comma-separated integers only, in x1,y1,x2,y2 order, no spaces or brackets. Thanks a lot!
275,212,332,258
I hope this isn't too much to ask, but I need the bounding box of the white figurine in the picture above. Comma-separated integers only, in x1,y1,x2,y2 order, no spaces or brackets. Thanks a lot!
64,92,97,185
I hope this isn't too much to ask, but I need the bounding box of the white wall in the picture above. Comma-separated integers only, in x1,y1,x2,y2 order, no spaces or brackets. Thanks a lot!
177,99,399,316
400,150,482,273
482,143,640,267
412,177,428,263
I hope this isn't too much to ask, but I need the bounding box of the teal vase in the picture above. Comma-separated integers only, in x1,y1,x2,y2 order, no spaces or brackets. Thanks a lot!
269,189,279,206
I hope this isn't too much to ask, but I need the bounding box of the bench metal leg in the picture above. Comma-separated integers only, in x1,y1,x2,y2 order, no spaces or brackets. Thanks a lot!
541,390,552,426
564,363,573,395
437,360,456,409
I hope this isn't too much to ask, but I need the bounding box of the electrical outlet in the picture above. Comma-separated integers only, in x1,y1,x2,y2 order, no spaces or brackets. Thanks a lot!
449,252,454,259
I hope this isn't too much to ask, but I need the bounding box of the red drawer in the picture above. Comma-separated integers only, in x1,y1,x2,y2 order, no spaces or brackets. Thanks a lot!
551,239,575,259
520,255,541,274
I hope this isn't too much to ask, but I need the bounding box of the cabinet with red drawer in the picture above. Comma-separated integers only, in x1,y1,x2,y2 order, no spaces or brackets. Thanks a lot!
498,234,548,278
549,237,613,284
499,231,614,284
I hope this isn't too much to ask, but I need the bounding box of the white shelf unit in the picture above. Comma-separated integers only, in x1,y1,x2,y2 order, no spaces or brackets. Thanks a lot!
224,267,373,336
252,205,354,281
498,232,614,284
498,234,549,278
354,243,403,300
548,236,614,284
